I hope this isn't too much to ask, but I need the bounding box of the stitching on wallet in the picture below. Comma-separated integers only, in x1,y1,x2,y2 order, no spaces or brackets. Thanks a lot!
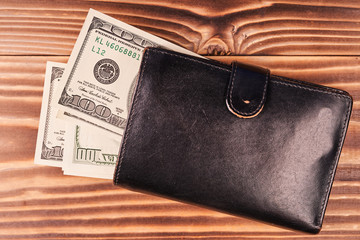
115,50,150,184
317,99,351,226
272,77,352,226
151,48,232,72
148,48,349,99
274,75,347,95
271,76,348,99
228,65,268,116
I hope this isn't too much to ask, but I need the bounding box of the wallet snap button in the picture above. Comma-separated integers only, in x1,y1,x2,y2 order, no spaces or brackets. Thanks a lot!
226,62,269,118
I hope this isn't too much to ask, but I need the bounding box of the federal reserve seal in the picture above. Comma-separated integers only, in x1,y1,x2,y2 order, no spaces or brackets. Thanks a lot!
93,59,120,84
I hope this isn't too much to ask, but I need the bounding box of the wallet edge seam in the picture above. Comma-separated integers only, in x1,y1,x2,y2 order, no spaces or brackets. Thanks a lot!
271,77,352,229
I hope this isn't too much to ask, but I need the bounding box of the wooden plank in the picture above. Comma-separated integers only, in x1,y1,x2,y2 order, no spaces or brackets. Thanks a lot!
0,1,360,56
0,55,359,239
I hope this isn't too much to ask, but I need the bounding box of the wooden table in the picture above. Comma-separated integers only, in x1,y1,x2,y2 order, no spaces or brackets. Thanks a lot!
0,1,359,239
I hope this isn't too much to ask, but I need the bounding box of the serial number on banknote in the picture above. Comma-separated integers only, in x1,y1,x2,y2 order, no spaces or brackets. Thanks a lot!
92,36,142,61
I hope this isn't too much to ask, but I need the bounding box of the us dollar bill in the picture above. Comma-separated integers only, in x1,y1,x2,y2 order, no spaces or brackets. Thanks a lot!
62,124,120,179
34,62,67,167
54,9,200,134
35,62,120,179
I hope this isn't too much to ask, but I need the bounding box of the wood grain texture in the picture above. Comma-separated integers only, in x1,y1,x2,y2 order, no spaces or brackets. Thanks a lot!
1,0,360,239
0,56,359,239
1,0,360,56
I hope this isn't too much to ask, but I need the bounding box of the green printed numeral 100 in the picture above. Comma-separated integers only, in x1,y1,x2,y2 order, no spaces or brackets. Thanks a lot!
107,43,141,60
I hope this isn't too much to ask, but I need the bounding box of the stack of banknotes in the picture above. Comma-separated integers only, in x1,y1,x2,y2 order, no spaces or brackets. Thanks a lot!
34,9,199,179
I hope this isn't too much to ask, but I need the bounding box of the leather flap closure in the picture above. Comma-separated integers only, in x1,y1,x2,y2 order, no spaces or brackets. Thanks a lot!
226,62,270,118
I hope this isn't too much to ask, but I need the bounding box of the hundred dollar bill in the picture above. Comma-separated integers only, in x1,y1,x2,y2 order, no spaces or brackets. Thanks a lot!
55,9,200,134
34,62,67,167
35,62,120,179
62,124,120,179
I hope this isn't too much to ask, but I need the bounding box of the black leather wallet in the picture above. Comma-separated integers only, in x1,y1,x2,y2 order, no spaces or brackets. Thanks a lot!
113,47,352,233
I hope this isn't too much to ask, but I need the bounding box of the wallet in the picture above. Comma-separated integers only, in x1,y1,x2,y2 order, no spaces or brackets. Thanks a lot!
113,47,352,233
